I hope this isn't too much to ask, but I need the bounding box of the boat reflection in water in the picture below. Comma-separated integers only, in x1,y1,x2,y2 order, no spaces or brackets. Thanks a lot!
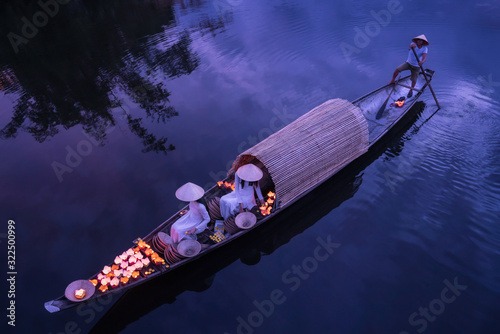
89,102,427,333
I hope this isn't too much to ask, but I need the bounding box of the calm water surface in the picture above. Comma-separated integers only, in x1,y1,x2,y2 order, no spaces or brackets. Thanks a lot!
1,0,499,333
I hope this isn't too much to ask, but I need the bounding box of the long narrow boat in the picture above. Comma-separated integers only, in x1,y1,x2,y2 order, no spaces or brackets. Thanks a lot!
45,69,435,313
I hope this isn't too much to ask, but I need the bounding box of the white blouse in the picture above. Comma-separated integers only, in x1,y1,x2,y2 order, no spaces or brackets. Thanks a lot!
171,201,210,242
220,174,264,219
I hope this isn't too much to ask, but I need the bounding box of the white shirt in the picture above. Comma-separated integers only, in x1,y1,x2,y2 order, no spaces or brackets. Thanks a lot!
406,45,428,67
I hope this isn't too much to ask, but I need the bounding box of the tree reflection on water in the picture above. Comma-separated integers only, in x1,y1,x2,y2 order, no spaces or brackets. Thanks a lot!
0,0,231,154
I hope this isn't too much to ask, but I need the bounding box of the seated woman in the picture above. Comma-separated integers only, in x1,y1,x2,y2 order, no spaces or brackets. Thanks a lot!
220,164,264,220
170,182,210,243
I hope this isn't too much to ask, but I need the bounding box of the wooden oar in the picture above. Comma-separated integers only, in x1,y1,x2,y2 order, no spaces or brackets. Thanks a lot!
376,76,399,119
411,47,440,109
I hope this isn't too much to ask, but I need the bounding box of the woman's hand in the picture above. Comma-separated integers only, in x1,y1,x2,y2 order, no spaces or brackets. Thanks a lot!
410,42,416,49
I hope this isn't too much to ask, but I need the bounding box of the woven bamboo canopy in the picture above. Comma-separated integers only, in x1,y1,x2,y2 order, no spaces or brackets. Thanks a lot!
232,99,369,207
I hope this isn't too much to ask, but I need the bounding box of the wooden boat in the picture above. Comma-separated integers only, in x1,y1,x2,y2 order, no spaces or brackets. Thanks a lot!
45,69,435,313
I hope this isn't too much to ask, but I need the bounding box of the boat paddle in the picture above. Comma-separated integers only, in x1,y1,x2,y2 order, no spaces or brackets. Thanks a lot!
411,47,440,109
376,76,399,119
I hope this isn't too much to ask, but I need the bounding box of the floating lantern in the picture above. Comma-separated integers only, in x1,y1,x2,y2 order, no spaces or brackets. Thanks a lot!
217,181,223,187
102,266,111,275
89,279,98,287
154,257,165,265
99,285,108,293
113,269,123,277
126,248,134,257
74,289,86,299
120,262,128,269
100,277,110,286
97,273,105,281
134,261,144,270
128,256,137,264
111,264,119,271
114,256,121,265
145,248,153,257
123,270,132,278
133,247,140,253
120,277,129,284
138,240,149,250
110,277,120,288
131,271,140,279
136,252,144,260
106,272,115,278
142,258,150,267
119,253,128,261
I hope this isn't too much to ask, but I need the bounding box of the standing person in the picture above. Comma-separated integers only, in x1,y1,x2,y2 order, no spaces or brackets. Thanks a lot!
389,34,429,98
170,182,210,243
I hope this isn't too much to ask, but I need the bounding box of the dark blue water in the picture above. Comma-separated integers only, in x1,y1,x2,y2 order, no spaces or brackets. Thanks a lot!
1,0,499,333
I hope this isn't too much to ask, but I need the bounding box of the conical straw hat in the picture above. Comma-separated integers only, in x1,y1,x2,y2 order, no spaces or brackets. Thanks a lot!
412,34,429,45
236,164,263,182
235,212,257,229
175,182,204,202
177,239,202,257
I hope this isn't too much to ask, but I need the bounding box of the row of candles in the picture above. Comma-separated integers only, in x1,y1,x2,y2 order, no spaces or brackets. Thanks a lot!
90,239,164,293
259,191,276,216
217,181,236,191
